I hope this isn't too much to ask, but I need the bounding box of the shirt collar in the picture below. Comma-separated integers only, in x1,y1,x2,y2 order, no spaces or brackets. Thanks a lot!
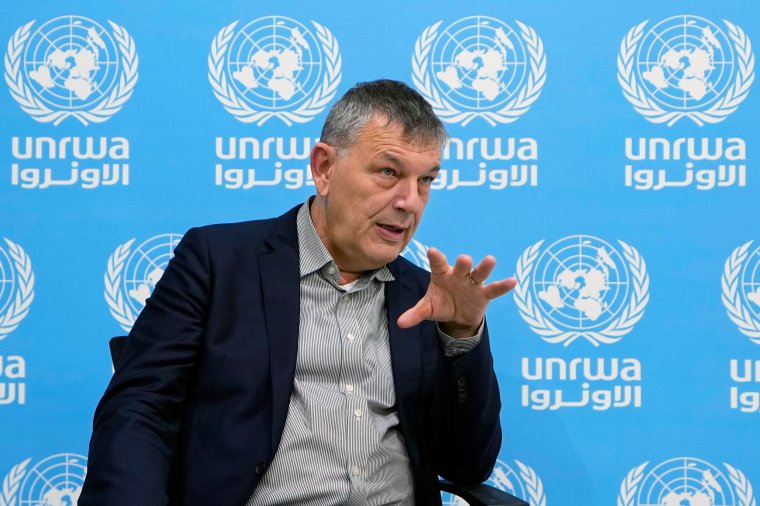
296,198,394,283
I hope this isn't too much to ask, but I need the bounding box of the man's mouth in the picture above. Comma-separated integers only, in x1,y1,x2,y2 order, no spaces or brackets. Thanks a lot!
376,223,407,241
378,224,404,233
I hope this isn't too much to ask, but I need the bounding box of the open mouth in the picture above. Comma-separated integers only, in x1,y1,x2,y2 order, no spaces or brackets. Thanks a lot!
376,223,407,241
378,224,404,233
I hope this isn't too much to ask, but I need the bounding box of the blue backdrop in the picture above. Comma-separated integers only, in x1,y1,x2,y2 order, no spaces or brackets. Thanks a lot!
1,1,758,505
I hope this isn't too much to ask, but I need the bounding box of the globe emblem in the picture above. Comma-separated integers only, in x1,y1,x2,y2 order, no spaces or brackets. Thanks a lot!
637,458,736,506
532,236,630,331
122,234,182,316
636,15,735,111
21,16,121,110
442,460,526,505
738,244,760,320
18,453,87,506
226,16,324,110
401,239,430,271
0,246,16,318
430,16,529,111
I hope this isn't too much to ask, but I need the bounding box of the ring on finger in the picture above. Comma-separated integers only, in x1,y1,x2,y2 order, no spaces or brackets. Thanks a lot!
469,273,484,285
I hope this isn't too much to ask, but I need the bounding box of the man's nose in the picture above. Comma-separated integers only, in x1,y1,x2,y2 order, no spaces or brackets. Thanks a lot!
392,179,425,213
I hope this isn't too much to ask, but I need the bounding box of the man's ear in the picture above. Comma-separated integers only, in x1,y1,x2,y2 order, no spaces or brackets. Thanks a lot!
310,142,336,196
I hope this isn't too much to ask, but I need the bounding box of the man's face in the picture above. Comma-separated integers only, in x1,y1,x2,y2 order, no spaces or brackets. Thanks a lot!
310,118,441,277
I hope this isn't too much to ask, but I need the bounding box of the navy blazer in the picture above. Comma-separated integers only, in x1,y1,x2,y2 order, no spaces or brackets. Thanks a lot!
80,205,502,506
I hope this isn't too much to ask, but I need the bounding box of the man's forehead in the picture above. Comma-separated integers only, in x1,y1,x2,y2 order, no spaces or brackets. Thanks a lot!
377,151,441,167
356,118,442,152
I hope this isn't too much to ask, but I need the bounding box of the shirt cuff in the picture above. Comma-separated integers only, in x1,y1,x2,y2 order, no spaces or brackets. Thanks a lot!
436,320,484,358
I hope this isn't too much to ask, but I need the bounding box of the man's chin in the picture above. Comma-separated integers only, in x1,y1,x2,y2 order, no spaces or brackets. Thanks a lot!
365,246,405,269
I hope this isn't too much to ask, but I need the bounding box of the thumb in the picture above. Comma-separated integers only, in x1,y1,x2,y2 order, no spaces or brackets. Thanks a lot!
397,296,433,329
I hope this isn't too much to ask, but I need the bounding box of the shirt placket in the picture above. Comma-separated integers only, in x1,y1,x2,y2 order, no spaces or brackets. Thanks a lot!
334,279,372,506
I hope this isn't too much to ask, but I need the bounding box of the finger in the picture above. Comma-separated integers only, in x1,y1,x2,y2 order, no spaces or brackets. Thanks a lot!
452,254,473,278
483,277,518,300
426,247,450,275
397,297,433,328
470,255,497,284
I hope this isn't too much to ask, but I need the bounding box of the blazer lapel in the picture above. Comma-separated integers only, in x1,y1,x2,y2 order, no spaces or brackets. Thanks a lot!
258,208,301,454
385,259,425,458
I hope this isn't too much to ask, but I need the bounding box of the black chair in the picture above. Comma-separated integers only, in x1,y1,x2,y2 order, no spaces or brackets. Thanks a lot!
108,336,529,506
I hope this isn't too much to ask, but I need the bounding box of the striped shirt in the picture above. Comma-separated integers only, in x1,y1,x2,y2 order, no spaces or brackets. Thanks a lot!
247,201,480,505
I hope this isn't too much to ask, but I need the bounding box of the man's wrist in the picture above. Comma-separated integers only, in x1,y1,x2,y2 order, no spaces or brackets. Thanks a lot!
437,319,485,357
439,318,483,339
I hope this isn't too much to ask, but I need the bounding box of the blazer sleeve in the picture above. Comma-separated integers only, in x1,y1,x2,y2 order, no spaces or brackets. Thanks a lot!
433,320,502,485
79,227,212,506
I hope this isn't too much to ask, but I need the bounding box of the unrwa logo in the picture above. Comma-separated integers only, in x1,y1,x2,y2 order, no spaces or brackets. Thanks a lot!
412,16,546,126
208,15,341,125
618,457,754,506
4,15,138,125
104,233,182,332
0,453,87,506
514,235,649,346
0,238,34,341
618,15,754,126
722,241,760,344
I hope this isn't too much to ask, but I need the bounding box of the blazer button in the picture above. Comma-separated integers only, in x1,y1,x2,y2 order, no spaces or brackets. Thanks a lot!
457,376,469,404
255,462,268,475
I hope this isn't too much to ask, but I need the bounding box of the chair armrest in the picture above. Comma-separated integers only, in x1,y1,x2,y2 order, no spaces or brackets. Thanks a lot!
438,479,530,506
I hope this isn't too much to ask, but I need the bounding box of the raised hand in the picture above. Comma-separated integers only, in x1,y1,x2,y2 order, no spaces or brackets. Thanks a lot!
397,247,517,338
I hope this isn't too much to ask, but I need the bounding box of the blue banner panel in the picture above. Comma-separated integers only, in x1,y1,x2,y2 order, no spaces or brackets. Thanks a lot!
1,1,758,505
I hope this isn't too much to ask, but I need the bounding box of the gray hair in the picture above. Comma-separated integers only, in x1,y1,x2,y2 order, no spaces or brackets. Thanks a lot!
319,79,447,152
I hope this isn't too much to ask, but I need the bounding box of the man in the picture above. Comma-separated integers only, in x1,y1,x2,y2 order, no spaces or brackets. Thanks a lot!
80,80,517,505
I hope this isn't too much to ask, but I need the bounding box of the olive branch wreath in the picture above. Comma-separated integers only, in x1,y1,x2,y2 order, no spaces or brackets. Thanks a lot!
5,20,138,126
0,239,35,341
617,461,755,506
104,238,137,332
412,19,546,126
401,239,430,272
208,20,341,126
513,239,649,347
0,458,30,506
617,19,754,126
515,460,546,506
722,241,760,344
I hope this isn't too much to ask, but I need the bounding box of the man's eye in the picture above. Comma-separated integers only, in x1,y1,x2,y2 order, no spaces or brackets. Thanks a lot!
380,168,395,176
420,176,435,185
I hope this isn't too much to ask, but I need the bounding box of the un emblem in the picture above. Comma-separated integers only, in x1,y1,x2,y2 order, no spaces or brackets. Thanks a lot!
4,15,138,125
618,15,754,126
442,459,545,506
0,453,87,506
401,239,431,271
0,239,34,341
412,16,546,126
722,241,760,344
618,457,754,506
104,234,182,332
514,235,649,346
208,16,341,125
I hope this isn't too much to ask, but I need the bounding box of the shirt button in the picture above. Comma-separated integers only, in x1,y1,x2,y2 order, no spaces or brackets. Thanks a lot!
354,408,363,418
342,294,350,302
346,333,355,341
351,466,360,477
327,266,336,274
345,384,354,392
